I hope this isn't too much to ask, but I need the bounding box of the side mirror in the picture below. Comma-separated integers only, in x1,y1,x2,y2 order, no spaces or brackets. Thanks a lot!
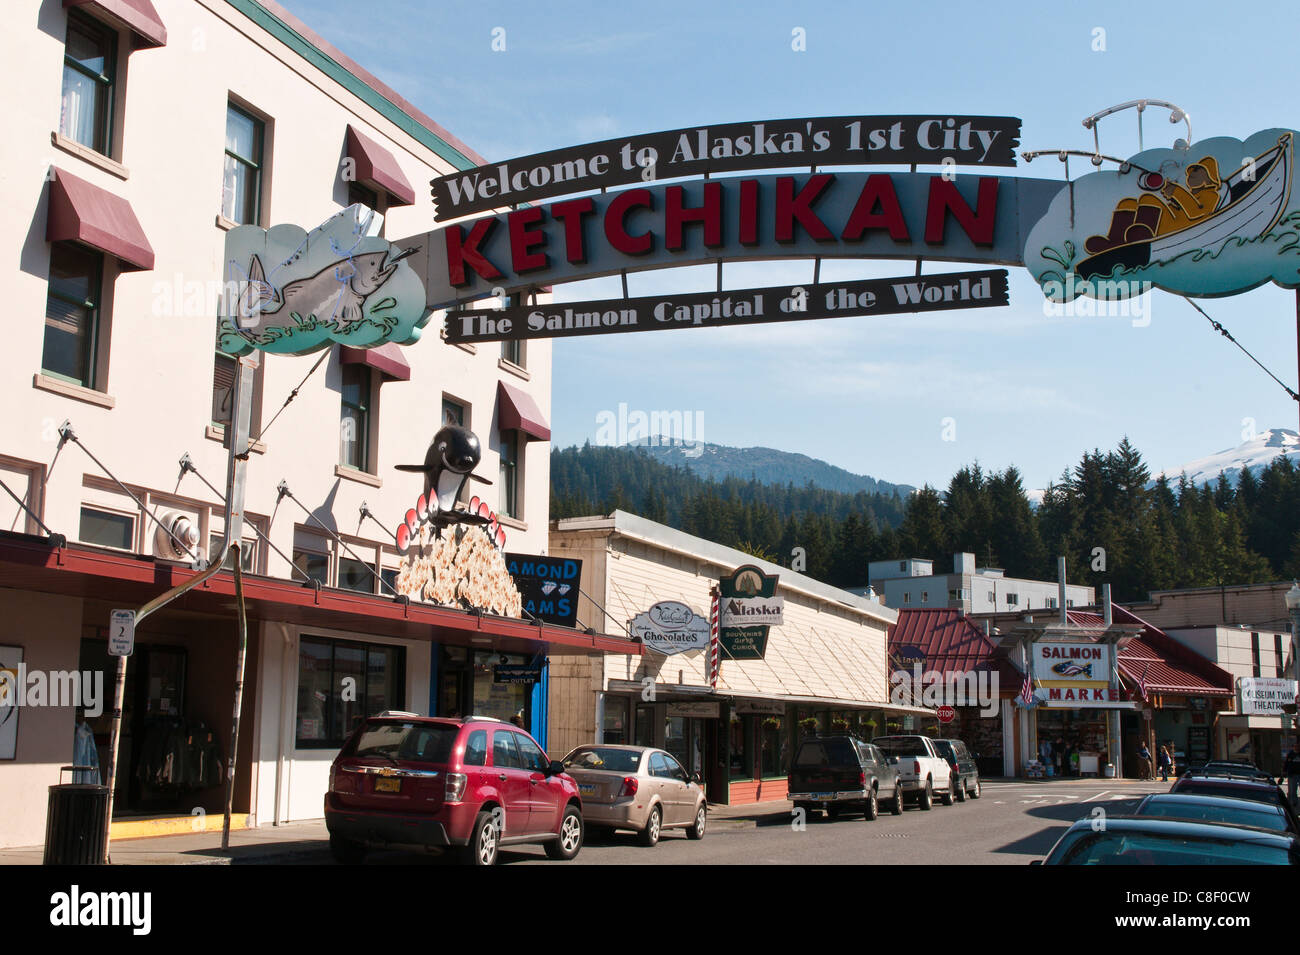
691,772,702,785
546,760,565,777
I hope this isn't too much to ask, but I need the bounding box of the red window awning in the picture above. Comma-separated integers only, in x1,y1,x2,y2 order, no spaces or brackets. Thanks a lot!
46,167,154,271
345,126,416,207
339,341,411,382
497,381,551,442
64,0,167,49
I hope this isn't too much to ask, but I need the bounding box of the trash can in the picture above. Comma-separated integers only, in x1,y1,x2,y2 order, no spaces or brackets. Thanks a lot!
43,767,109,865
1103,763,1116,779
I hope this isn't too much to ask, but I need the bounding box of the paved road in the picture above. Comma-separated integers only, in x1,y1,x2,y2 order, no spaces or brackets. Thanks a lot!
340,779,1175,866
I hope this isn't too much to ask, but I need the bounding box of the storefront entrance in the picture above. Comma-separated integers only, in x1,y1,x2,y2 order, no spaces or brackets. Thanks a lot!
1037,707,1111,777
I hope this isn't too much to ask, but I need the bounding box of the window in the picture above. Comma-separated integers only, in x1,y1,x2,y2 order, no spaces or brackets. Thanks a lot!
463,729,488,766
79,506,133,550
211,346,262,438
499,432,519,518
1251,633,1260,678
44,244,104,387
515,733,548,772
208,533,255,572
347,180,380,211
380,566,399,595
898,561,906,571
338,556,375,593
340,364,371,471
502,338,524,368
295,636,405,748
920,591,928,605
492,730,520,768
1007,593,1019,606
1275,634,1285,675
60,11,116,154
902,592,911,605
442,397,466,427
728,713,754,781
293,547,328,586
223,103,264,224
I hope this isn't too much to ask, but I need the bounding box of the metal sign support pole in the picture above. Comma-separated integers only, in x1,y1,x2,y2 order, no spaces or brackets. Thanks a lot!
220,352,257,851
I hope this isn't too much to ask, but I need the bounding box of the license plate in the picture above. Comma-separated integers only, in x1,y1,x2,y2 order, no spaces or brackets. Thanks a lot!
578,783,597,796
809,792,833,800
374,777,401,793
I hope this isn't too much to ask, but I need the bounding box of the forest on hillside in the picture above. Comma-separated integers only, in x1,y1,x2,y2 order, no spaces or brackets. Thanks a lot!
550,439,1300,601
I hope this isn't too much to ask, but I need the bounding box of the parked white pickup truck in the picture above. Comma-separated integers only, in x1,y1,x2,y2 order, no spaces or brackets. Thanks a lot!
871,735,956,810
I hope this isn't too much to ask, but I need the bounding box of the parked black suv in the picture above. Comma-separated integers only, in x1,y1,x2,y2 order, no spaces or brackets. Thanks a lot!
787,736,903,820
932,738,981,801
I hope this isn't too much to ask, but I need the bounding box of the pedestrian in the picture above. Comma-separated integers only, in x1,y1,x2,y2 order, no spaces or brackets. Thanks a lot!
1284,746,1300,808
1157,744,1172,782
1137,740,1153,781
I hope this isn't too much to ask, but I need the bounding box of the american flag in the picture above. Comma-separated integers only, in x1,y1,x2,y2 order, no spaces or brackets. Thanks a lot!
1136,663,1150,702
708,588,720,689
1019,671,1035,707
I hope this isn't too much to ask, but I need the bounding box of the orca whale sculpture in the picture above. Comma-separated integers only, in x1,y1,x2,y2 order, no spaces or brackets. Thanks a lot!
395,424,493,529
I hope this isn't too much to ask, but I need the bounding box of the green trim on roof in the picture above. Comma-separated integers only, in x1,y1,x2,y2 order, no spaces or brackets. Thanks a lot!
224,0,475,171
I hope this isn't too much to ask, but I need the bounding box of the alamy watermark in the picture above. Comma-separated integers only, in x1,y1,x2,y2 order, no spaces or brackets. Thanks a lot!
0,666,104,717
889,664,1000,717
1040,275,1153,327
595,402,705,457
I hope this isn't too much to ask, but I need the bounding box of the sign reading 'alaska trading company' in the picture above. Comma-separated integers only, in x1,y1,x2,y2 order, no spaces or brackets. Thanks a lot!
718,565,782,661
430,115,1022,221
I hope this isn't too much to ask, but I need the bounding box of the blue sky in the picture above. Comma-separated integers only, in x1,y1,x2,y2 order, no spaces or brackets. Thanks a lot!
284,0,1300,491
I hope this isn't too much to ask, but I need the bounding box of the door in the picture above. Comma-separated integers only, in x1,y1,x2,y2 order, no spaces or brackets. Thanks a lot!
647,752,676,823
513,731,558,834
655,751,692,824
490,730,531,837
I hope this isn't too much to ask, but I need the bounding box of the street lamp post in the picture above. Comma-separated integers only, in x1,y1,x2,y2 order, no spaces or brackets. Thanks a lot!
1287,581,1300,709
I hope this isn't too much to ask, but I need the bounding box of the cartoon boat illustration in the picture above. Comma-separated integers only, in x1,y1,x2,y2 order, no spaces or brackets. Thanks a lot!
1076,132,1292,281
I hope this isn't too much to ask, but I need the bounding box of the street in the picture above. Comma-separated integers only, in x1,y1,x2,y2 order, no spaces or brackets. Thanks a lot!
331,779,1175,866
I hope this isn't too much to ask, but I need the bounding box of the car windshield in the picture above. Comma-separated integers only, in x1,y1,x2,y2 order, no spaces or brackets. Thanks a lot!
1055,829,1291,865
794,739,858,768
1138,798,1287,832
563,747,642,773
346,721,457,764
874,737,928,758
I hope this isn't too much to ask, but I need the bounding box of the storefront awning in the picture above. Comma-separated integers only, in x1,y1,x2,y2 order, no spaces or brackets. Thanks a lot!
497,380,551,441
1069,607,1234,697
64,0,167,48
338,341,410,381
0,532,636,657
345,125,416,206
889,607,1023,690
46,168,154,271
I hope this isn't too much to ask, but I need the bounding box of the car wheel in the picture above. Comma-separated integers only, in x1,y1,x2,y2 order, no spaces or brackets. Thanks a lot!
891,784,905,815
461,811,499,866
864,787,879,821
918,778,933,811
638,806,662,847
970,779,982,799
955,776,967,802
329,834,365,865
687,804,707,840
545,805,583,860
941,776,956,806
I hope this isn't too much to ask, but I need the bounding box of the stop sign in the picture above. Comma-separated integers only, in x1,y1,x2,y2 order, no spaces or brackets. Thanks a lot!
937,705,956,724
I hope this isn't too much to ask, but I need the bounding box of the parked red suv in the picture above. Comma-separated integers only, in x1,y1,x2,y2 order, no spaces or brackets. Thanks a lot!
325,713,584,865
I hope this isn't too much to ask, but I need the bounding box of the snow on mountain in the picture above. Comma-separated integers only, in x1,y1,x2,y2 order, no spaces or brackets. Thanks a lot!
1153,428,1299,487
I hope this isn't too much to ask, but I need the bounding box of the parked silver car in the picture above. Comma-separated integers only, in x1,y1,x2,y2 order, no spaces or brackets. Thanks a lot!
561,744,707,846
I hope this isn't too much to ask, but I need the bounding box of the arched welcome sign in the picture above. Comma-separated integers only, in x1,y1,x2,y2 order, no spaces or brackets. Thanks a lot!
387,112,1300,343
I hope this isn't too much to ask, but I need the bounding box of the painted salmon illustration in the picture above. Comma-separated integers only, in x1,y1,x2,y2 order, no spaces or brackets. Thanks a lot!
1051,661,1093,678
235,246,415,331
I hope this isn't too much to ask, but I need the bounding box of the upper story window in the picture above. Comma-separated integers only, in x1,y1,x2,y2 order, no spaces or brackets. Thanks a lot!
499,432,519,518
502,338,525,368
79,505,134,550
44,243,104,388
340,364,371,471
442,397,466,428
223,103,264,225
1251,632,1260,677
60,11,116,155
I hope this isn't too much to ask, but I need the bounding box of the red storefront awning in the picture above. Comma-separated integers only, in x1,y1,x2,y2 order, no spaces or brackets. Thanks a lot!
64,0,167,48
0,532,637,657
889,607,1023,688
345,125,416,207
1069,607,1235,697
339,341,411,382
46,167,154,271
497,381,551,442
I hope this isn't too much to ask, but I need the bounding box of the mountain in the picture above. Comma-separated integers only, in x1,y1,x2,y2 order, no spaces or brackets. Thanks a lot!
628,437,914,497
1153,428,1299,487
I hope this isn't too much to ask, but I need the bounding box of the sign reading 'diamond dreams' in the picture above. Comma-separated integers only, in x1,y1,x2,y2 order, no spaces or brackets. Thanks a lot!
505,553,581,628
444,270,1008,343
430,115,1022,220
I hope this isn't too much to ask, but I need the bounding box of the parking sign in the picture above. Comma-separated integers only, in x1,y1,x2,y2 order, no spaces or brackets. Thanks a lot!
109,610,135,656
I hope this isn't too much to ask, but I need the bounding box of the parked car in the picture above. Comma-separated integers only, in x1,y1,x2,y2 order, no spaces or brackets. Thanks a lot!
871,735,957,809
1193,760,1275,782
787,736,903,820
1132,792,1299,835
561,744,706,846
1170,774,1300,830
1036,816,1300,865
325,714,584,866
932,738,981,801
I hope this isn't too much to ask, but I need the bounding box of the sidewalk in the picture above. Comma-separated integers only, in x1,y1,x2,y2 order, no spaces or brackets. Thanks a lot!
0,802,784,865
